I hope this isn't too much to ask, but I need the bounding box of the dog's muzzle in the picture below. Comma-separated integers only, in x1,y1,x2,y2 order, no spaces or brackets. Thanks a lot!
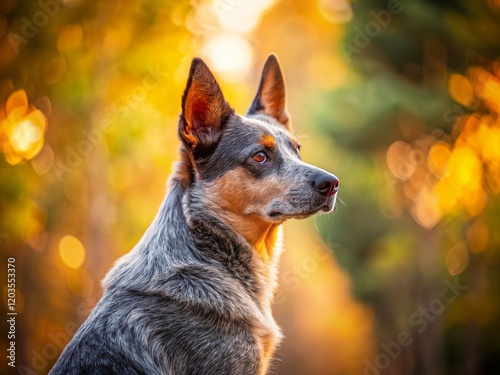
313,172,339,197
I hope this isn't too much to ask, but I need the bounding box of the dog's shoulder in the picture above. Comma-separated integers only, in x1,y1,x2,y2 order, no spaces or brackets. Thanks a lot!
149,262,259,320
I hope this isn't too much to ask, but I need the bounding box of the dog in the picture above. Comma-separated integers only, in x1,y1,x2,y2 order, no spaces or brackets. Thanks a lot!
50,54,339,375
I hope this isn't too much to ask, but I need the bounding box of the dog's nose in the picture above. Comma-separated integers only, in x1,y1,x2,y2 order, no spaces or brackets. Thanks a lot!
313,173,339,197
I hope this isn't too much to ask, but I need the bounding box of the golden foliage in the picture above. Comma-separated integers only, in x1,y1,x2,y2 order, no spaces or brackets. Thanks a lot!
0,89,47,164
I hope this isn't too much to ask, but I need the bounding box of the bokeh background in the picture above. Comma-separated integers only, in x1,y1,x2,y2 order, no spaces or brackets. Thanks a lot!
1,0,500,374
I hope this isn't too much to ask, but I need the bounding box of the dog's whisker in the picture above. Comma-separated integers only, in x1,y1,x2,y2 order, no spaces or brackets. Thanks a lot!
312,216,319,232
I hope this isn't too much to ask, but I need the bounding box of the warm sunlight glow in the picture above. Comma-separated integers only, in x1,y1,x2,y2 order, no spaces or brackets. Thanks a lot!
10,119,42,152
318,0,353,23
202,33,253,80
412,190,441,229
57,24,83,51
1,90,47,165
31,144,55,175
58,235,86,269
214,0,275,33
386,141,415,180
448,74,473,107
445,241,469,276
467,219,489,254
386,62,500,227
428,142,451,177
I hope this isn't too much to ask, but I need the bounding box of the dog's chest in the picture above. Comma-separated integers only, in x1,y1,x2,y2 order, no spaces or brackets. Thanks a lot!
251,311,283,374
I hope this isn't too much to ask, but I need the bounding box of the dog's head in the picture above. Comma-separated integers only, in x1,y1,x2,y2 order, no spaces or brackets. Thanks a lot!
176,54,338,228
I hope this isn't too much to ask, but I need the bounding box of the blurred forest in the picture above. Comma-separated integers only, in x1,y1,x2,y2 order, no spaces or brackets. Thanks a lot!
1,0,500,374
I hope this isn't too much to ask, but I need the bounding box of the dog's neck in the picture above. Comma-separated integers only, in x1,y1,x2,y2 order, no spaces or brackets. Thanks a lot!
248,221,281,262
207,207,282,262
103,174,282,315
170,145,195,189
178,190,281,305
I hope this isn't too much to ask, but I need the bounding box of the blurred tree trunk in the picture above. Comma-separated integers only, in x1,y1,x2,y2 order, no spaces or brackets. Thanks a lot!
416,227,444,375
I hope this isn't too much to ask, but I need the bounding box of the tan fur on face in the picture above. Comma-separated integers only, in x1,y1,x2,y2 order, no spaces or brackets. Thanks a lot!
169,146,194,189
259,134,277,149
205,167,289,261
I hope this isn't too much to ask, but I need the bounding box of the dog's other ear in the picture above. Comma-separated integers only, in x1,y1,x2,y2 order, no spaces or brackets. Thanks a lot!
248,54,290,129
180,58,234,150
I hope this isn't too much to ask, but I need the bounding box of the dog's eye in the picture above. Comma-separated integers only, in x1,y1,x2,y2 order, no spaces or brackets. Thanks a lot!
252,151,268,163
295,143,302,159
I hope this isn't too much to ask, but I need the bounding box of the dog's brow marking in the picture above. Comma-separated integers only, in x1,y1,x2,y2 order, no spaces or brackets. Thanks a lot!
260,134,277,149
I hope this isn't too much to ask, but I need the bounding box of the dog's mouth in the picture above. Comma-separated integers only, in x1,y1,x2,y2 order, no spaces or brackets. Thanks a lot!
265,199,336,222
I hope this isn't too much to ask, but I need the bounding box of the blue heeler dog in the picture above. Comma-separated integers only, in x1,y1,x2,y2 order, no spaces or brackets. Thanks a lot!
50,54,339,375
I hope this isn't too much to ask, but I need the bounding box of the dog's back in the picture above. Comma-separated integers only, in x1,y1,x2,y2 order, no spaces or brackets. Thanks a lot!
50,55,338,375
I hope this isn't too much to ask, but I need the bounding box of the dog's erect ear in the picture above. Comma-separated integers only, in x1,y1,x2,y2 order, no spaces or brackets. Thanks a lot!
248,54,290,129
180,58,233,150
